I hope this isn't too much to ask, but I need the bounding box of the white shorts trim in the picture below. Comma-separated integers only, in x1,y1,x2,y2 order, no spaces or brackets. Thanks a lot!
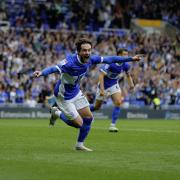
55,91,89,120
96,83,121,101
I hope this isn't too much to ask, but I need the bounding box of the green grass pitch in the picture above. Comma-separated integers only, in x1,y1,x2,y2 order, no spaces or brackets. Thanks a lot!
0,119,180,180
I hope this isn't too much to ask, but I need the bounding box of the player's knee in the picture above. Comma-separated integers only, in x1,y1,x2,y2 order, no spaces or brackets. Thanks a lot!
73,119,83,128
114,100,122,106
94,106,100,111
77,121,83,127
94,104,102,110
73,116,84,127
84,114,93,120
113,96,123,106
83,116,94,126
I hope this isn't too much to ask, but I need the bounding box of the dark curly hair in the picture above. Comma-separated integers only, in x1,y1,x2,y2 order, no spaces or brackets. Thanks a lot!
117,48,128,55
75,38,92,52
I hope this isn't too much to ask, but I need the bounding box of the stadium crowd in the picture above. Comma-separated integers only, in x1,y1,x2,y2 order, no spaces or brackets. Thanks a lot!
0,28,179,107
0,0,179,30
0,0,179,107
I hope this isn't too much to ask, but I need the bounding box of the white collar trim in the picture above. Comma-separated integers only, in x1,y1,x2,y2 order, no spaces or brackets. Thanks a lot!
77,55,84,64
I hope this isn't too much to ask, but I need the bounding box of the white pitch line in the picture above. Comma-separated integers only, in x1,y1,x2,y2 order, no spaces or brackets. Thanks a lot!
47,124,180,134
92,126,180,134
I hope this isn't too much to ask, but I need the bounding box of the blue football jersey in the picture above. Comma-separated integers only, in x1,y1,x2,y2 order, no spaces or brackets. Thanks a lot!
54,54,103,100
100,63,130,89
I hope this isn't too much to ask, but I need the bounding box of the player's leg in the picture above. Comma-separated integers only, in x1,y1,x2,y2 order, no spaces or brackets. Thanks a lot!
47,95,60,126
107,84,123,132
90,86,105,112
50,106,83,128
50,92,93,151
109,91,123,132
75,106,93,151
74,93,94,151
50,97,83,128
90,99,103,111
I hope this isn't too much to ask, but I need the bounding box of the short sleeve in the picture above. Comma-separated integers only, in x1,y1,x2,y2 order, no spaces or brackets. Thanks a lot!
99,64,109,74
123,63,131,72
56,59,67,73
90,55,103,64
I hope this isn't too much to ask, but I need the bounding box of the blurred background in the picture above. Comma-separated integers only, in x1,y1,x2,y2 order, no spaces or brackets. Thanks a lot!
0,0,179,111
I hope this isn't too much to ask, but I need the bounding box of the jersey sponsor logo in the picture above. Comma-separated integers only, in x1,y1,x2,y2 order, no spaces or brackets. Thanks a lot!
59,59,67,66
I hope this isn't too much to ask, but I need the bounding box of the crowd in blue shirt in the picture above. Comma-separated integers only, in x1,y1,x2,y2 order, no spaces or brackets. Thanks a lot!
0,27,179,107
0,0,179,30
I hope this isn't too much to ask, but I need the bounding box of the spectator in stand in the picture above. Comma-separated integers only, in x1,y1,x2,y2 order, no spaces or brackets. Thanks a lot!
1,0,179,30
0,28,179,107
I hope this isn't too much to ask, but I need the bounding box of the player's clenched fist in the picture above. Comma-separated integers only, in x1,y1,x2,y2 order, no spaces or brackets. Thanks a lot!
33,71,42,78
132,54,145,61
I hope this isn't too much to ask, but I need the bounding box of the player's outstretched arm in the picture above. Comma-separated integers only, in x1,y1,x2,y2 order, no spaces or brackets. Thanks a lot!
33,66,59,78
90,54,144,64
99,72,105,96
102,54,142,64
126,72,134,89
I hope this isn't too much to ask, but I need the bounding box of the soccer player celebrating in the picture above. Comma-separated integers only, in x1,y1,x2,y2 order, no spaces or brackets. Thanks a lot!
33,38,141,151
90,48,134,132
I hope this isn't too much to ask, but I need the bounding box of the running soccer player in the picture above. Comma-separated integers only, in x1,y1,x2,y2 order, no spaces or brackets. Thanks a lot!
90,48,134,132
33,38,141,151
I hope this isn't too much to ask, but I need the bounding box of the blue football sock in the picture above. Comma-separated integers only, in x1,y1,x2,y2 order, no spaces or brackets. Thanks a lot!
60,113,79,128
112,107,120,124
90,104,95,112
77,117,93,142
